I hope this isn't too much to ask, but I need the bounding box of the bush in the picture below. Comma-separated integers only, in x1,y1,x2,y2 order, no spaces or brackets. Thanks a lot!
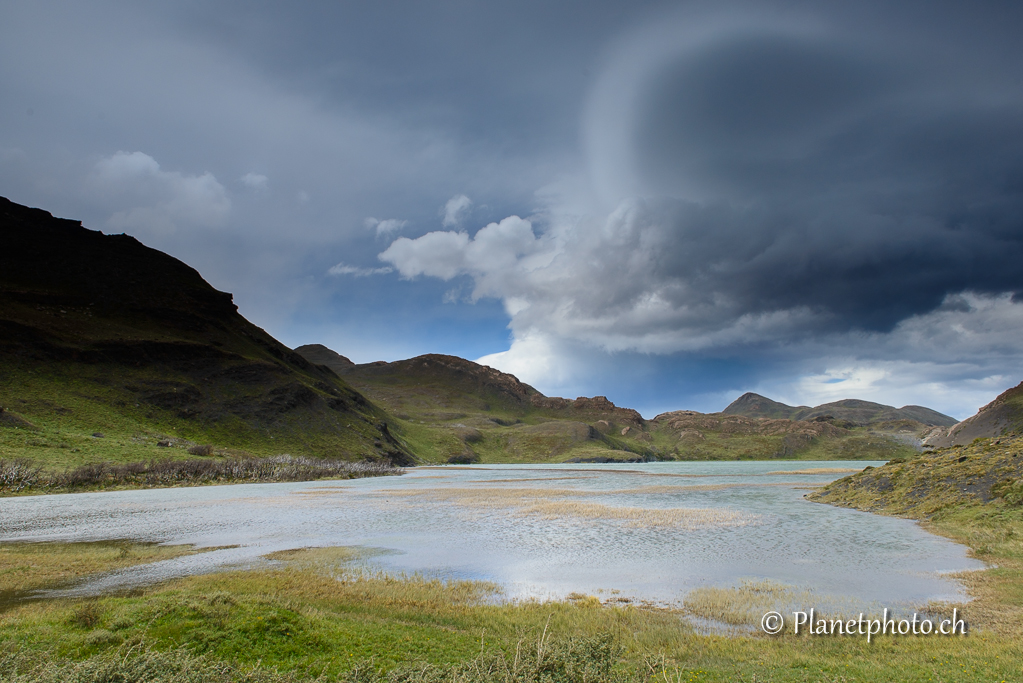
0,459,43,492
4,456,401,493
188,444,214,456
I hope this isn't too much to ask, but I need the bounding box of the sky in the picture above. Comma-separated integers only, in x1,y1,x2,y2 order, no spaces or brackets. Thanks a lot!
2,0,1022,419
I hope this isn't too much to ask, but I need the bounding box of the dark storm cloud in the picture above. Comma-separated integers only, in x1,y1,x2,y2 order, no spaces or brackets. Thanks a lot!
587,5,1023,334
382,1,1023,405
628,25,1023,331
3,0,1023,411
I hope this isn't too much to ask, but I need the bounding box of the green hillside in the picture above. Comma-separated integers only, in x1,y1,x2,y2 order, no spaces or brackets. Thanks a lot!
301,350,923,463
0,196,953,477
0,197,413,474
299,352,655,463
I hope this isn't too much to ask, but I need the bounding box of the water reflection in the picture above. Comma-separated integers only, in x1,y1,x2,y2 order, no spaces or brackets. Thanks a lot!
0,462,984,608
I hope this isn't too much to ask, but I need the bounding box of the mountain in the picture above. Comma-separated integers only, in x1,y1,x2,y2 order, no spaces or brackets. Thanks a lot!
720,393,805,419
922,381,1023,447
299,346,933,463
293,349,651,463
1,195,965,471
0,196,413,466
722,393,956,427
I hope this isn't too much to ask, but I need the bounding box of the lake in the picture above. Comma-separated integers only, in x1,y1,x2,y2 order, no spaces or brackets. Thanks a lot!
0,461,985,610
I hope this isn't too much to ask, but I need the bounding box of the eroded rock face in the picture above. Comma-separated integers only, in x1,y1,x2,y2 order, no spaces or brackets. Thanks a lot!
654,410,850,439
922,381,1023,448
529,394,643,425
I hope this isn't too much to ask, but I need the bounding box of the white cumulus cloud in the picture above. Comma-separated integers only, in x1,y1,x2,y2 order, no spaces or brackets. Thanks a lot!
364,217,408,236
379,215,543,297
441,194,472,227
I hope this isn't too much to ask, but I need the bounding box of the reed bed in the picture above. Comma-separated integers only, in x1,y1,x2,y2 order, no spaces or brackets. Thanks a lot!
682,580,812,627
765,468,862,475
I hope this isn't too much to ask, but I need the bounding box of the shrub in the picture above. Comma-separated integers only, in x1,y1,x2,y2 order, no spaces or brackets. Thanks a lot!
0,459,43,492
31,455,402,492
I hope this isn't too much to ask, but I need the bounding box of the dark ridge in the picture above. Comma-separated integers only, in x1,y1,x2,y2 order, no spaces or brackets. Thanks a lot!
0,196,414,465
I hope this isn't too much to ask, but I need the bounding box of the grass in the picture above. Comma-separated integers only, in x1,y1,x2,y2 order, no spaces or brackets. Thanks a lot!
0,364,394,470
340,358,924,466
3,539,1023,681
682,580,814,628
381,410,920,467
0,541,201,595
1,337,925,475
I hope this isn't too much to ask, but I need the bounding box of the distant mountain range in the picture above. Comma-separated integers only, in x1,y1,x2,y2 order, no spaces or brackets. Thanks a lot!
722,392,957,427
1,196,1014,470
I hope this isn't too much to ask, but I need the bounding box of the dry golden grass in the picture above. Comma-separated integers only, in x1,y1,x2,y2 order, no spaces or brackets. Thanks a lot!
683,580,809,626
372,486,757,529
937,559,1023,637
0,541,200,593
263,545,366,567
606,482,804,494
765,467,862,475
516,500,755,528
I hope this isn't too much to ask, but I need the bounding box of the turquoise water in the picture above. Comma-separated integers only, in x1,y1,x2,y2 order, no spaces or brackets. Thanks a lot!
0,462,984,607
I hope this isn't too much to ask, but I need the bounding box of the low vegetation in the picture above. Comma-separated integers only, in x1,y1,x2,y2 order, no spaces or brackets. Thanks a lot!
3,542,1022,682
0,454,400,494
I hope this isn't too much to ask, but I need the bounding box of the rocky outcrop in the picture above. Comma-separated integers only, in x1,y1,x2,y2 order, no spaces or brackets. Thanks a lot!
530,394,644,425
654,410,851,439
922,381,1023,448
295,344,355,376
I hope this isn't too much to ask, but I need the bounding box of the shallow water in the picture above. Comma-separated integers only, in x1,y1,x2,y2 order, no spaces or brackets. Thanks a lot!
0,462,984,608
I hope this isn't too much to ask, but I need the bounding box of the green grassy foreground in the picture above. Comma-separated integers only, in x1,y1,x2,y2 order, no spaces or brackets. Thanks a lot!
2,542,1020,682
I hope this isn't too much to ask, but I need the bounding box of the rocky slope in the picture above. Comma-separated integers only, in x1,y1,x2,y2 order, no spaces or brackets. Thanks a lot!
921,381,1023,448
